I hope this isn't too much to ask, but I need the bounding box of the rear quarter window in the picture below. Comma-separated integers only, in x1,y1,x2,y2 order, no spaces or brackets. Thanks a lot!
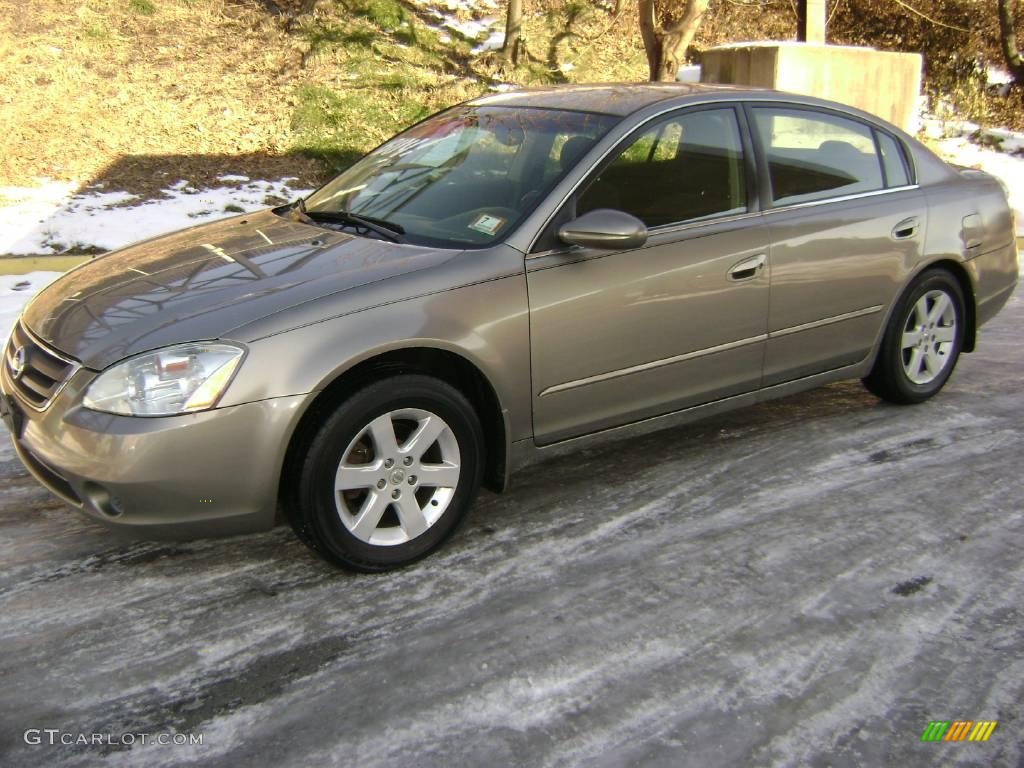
876,131,912,187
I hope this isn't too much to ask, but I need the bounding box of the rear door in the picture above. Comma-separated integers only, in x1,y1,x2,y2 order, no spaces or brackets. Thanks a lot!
747,105,928,386
526,106,771,444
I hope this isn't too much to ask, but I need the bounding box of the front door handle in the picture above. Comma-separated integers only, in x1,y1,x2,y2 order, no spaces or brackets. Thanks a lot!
892,216,920,240
728,254,766,281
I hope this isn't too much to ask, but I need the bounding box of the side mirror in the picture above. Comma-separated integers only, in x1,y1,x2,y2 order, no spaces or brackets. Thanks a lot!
557,209,648,251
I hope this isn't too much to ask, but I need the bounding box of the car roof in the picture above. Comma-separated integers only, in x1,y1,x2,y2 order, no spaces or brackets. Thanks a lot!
468,82,766,116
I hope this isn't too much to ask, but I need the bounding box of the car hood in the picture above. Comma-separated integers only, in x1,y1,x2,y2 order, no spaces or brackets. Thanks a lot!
21,209,459,369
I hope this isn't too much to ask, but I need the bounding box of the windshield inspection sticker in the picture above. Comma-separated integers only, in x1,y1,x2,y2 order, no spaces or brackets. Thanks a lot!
469,213,506,236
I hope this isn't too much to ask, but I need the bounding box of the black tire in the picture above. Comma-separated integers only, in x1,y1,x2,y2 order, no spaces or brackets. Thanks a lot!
286,375,484,572
863,269,966,404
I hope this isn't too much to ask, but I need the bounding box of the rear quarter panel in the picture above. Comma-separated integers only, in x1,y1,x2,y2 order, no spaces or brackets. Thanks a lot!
923,170,1019,327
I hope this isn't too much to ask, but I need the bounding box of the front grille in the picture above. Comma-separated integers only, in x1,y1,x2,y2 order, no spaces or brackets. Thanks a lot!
4,322,78,410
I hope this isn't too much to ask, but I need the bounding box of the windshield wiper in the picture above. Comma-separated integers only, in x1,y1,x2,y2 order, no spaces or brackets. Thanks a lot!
288,199,405,242
345,211,405,235
303,208,406,243
285,196,315,224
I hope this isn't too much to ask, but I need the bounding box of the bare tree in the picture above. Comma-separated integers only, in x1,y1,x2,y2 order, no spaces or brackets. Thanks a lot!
502,0,525,66
638,0,710,82
999,0,1024,82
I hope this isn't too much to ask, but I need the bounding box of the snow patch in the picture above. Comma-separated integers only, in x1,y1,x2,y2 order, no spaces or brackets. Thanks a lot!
407,0,498,10
443,14,501,42
471,27,505,55
676,64,701,83
986,66,1013,87
408,0,503,53
0,272,62,345
0,179,312,256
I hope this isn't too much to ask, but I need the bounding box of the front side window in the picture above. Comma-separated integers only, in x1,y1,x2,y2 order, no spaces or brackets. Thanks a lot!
577,108,747,228
752,108,885,206
302,106,620,248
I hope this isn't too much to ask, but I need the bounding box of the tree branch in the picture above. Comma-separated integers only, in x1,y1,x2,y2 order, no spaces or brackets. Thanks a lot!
656,0,710,81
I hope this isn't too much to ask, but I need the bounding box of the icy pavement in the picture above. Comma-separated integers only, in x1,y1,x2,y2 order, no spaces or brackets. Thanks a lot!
0,288,1022,766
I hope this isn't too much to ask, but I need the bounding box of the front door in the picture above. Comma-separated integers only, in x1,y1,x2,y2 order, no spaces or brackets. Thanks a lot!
527,106,771,445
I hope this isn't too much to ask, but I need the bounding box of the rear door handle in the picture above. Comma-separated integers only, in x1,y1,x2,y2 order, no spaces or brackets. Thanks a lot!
728,254,766,281
892,216,920,240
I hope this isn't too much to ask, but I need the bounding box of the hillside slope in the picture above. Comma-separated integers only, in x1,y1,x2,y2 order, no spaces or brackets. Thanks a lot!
1,0,322,192
0,0,647,195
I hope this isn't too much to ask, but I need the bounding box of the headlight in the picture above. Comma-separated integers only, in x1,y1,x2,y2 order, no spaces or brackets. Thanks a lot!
83,343,245,416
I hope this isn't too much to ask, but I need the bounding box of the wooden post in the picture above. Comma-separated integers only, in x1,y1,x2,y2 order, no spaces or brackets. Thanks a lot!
796,0,827,44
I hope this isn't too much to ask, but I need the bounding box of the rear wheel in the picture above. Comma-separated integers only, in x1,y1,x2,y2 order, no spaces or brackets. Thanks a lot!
863,269,965,404
287,375,484,571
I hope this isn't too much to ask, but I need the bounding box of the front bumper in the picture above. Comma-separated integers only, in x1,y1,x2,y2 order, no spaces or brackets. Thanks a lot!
2,362,307,538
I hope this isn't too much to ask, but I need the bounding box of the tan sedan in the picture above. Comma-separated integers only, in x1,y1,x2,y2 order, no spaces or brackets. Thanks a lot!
1,84,1017,570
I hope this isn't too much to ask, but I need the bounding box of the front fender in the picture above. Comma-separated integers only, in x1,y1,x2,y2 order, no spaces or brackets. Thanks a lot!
219,273,533,443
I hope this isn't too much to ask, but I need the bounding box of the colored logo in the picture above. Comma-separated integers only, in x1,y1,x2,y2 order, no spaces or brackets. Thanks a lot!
921,720,997,742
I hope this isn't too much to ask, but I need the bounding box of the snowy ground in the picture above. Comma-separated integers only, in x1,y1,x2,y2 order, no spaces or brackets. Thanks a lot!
0,284,1021,766
406,0,503,52
0,177,311,257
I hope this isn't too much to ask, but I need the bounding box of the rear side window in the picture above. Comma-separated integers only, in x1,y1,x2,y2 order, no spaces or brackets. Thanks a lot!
752,108,885,206
876,131,911,187
577,108,747,228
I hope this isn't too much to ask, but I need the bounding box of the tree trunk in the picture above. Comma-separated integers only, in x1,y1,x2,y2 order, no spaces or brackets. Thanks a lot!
638,0,711,82
502,0,524,66
999,0,1024,82
638,0,661,80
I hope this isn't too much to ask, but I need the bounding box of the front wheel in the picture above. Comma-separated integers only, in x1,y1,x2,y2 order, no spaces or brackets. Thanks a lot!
287,375,484,571
863,269,966,404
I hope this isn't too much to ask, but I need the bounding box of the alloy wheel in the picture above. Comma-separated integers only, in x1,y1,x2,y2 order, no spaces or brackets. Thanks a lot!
900,289,958,385
334,408,461,546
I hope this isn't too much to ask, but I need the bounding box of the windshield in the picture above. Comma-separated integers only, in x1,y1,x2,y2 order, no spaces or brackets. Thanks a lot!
302,105,620,248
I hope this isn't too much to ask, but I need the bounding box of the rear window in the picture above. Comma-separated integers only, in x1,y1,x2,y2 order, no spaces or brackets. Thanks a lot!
752,107,885,206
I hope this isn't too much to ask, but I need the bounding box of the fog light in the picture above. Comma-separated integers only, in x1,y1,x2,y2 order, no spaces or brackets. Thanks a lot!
83,483,123,518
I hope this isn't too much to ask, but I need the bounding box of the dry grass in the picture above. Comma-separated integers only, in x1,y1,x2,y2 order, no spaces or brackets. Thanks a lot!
1,0,1020,199
0,0,649,195
0,0,323,193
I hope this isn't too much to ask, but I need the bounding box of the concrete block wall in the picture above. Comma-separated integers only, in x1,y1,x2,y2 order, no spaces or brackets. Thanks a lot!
701,42,923,133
